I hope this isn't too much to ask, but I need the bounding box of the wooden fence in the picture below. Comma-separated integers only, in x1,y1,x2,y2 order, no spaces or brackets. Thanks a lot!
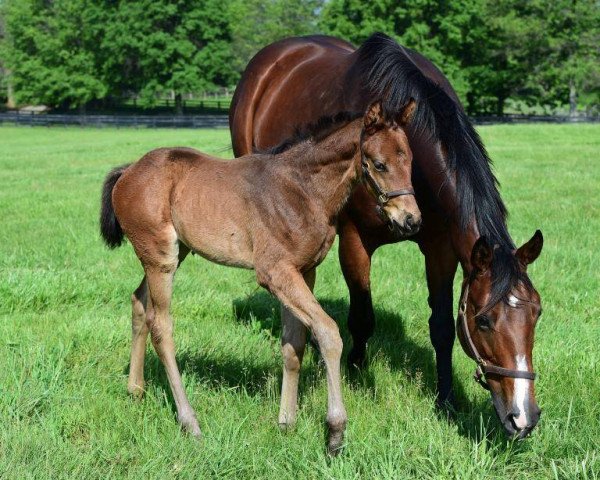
0,112,598,128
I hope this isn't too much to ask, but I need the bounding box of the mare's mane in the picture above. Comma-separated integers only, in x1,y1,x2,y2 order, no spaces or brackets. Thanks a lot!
354,33,528,307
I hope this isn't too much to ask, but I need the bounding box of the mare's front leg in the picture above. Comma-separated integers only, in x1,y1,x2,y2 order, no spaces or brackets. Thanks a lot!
278,268,315,429
338,214,375,368
419,236,459,410
258,264,346,455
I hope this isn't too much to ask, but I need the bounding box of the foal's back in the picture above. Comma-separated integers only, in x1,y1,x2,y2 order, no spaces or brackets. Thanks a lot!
112,146,336,272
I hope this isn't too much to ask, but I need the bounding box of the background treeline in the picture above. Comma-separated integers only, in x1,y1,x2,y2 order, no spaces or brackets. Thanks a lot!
0,0,598,115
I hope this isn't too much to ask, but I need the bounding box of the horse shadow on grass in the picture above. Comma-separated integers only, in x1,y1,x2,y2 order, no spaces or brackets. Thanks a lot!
135,289,520,449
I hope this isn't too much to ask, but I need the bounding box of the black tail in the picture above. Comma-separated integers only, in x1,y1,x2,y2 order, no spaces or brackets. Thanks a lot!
100,164,130,248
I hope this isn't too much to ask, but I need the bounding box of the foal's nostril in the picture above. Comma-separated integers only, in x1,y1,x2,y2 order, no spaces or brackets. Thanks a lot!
405,213,414,227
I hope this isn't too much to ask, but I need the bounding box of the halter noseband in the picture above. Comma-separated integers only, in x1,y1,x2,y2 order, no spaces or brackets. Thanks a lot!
457,281,537,390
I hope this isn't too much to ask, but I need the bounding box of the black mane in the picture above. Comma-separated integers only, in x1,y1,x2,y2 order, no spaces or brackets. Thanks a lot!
356,33,524,305
255,111,362,155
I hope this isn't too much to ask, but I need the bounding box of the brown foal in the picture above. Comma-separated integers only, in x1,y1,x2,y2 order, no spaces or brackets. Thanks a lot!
100,102,420,454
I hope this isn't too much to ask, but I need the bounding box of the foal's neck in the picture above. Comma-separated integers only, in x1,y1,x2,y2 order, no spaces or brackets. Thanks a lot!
290,119,362,220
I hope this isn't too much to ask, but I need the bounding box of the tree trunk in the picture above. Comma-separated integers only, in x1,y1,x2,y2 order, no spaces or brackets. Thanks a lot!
175,93,183,116
495,95,505,116
569,79,577,117
6,69,16,109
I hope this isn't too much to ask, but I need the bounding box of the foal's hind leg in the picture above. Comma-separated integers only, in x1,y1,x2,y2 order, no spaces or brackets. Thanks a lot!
127,246,189,398
128,276,149,397
278,268,315,429
142,239,200,436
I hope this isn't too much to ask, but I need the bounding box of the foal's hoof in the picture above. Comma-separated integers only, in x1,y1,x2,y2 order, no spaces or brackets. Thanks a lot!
127,382,145,399
326,429,345,456
179,415,202,439
278,422,295,433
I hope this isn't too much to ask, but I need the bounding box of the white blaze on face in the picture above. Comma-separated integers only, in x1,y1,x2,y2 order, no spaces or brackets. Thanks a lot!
508,294,519,308
513,354,530,429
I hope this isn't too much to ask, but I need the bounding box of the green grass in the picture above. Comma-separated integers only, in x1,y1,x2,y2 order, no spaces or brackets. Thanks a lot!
0,124,598,479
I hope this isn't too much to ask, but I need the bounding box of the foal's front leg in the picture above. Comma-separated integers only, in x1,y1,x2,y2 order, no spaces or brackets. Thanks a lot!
278,268,315,428
260,264,347,455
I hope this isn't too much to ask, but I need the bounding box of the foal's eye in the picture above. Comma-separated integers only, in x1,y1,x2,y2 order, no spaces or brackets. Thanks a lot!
373,161,387,172
476,315,492,331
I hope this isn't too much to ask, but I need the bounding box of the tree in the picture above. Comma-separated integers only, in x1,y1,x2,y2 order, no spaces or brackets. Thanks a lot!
229,0,322,72
319,0,472,103
2,0,108,110
534,0,600,115
102,0,238,113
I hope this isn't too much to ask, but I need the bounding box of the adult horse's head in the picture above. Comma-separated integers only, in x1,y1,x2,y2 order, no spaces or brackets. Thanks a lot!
457,230,544,438
360,101,422,237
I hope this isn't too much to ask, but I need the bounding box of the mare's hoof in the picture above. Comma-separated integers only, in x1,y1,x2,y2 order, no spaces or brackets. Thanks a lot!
347,348,367,369
435,392,457,419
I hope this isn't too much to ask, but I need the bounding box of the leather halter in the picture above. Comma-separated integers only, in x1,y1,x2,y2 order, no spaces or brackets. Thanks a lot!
361,160,415,206
457,280,537,390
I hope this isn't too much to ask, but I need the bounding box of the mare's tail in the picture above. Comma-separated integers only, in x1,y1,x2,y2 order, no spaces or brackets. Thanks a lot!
100,164,131,248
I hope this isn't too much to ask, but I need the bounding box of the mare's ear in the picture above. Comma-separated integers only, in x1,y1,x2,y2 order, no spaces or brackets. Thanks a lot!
516,230,543,266
399,99,417,126
364,101,384,132
471,236,493,273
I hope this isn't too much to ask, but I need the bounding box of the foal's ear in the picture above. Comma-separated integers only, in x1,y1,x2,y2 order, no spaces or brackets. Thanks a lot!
471,236,493,273
399,99,417,126
516,230,543,266
364,101,384,131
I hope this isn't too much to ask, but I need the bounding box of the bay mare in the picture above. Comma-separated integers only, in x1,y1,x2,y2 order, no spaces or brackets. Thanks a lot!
230,32,544,438
100,103,420,454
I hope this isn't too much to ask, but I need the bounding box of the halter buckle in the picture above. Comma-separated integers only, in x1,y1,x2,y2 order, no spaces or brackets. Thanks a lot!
378,193,389,205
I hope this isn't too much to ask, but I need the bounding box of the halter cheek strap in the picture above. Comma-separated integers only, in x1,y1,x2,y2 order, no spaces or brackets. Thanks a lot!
457,281,537,390
361,161,415,206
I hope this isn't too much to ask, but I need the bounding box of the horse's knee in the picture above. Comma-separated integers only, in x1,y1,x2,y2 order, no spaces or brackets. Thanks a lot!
315,324,343,357
282,343,302,373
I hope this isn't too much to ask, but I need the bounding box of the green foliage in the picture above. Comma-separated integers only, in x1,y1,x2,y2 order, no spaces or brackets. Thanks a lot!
0,0,598,113
2,0,108,109
103,0,238,108
320,0,599,114
229,0,322,71
0,124,599,477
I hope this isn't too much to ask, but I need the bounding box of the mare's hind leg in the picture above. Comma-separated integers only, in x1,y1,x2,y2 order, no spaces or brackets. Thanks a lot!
258,264,346,455
127,245,190,398
278,268,315,429
419,236,458,410
338,216,375,368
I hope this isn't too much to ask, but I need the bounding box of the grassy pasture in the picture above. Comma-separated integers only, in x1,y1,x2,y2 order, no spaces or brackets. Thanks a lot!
0,124,598,479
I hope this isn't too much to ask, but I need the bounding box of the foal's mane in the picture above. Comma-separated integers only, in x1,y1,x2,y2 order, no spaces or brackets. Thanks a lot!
255,111,362,155
355,32,529,307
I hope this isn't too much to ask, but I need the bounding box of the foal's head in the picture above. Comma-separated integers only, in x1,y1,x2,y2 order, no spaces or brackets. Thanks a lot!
360,101,422,236
457,231,544,438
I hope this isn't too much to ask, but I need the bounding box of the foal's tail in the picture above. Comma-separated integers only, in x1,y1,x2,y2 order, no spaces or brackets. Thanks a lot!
100,164,130,249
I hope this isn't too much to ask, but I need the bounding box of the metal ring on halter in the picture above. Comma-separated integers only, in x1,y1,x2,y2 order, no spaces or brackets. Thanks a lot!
457,280,537,390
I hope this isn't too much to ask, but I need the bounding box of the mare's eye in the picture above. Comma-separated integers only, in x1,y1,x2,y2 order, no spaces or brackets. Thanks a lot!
373,161,387,172
476,315,492,331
